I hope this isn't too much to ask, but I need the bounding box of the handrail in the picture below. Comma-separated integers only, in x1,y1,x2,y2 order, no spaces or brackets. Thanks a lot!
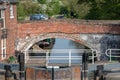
25,49,97,66
105,49,120,62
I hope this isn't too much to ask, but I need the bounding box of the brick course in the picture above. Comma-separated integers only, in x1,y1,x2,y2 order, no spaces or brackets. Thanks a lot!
0,0,120,62
0,3,17,60
18,20,120,39
5,4,17,57
26,67,81,80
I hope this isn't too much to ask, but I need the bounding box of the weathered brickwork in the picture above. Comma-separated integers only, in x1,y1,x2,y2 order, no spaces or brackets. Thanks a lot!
0,0,120,62
0,2,17,60
26,67,81,80
5,4,17,57
0,1,120,80
17,20,120,39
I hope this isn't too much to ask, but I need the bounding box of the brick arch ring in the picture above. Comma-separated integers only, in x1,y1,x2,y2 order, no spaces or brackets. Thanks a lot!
18,33,93,52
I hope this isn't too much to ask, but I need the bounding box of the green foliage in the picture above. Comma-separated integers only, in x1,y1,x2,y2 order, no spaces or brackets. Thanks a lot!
59,6,69,17
61,0,90,19
38,0,46,4
85,0,120,20
17,3,26,20
9,56,16,62
17,0,120,20
17,0,41,20
46,1,61,16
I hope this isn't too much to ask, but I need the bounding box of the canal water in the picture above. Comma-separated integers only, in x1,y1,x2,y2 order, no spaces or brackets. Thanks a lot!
49,38,85,49
43,38,120,80
0,38,120,80
48,38,86,64
47,38,120,65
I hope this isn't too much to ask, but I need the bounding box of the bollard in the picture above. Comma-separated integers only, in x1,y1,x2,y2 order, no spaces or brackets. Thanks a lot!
82,53,88,80
18,53,25,80
51,68,54,80
13,73,18,80
94,70,99,80
94,71,96,80
4,65,12,80
96,65,104,80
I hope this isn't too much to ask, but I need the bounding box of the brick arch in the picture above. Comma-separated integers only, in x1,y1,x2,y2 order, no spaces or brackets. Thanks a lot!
19,33,93,51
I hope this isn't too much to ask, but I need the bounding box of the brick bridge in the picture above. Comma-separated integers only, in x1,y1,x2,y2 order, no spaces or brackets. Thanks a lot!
0,1,120,60
17,19,120,54
0,1,120,80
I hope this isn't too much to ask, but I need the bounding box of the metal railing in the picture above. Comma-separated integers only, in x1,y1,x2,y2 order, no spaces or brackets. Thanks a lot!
25,49,98,66
0,48,119,67
105,49,120,62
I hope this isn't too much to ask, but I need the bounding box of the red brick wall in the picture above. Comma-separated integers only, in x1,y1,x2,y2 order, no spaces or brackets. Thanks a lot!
0,3,17,60
72,67,81,80
0,1,120,60
26,67,81,80
26,68,35,80
26,68,51,80
18,21,120,39
5,4,17,57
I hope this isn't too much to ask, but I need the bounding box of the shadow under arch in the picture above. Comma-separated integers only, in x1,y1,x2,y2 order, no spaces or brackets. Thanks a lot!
19,33,94,52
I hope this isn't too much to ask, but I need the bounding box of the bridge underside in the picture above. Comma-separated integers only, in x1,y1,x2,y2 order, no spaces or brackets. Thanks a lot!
17,33,94,51
17,32,120,53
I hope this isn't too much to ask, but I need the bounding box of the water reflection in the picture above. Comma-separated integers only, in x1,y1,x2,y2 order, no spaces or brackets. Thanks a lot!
50,38,86,49
29,38,93,65
46,38,88,64
28,38,120,66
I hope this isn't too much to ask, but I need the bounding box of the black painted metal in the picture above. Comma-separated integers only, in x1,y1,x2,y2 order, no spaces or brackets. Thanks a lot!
4,65,12,80
13,73,18,80
82,53,88,80
18,53,25,80
52,68,54,80
97,65,104,80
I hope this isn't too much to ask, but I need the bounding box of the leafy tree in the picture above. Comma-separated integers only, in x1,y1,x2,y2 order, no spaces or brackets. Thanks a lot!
17,0,41,20
38,0,46,4
61,0,90,18
46,1,61,16
17,3,26,20
59,6,69,17
100,0,120,19
85,0,120,20
17,0,120,20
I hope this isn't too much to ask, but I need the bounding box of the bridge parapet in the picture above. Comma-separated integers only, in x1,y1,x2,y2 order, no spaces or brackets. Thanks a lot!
18,19,120,40
19,19,120,26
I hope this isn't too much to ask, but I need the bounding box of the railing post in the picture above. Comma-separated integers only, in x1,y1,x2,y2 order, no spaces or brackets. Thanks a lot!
46,51,49,67
109,49,112,62
4,65,12,80
69,50,71,66
18,53,25,80
25,50,27,64
92,50,95,64
95,65,104,80
82,53,88,80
